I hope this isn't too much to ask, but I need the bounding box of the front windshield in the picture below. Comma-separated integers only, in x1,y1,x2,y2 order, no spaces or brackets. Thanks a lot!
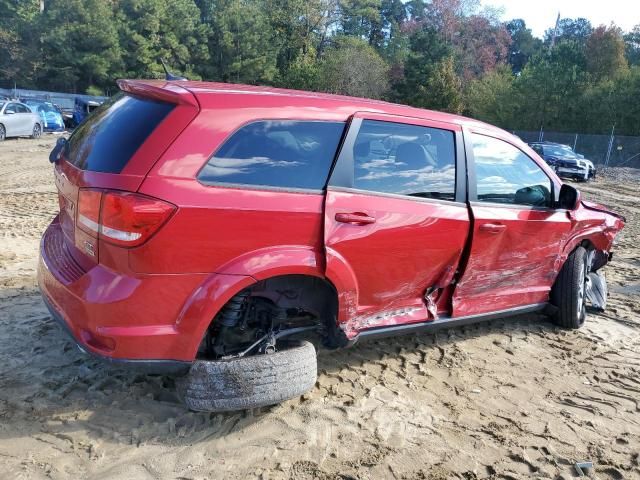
0,102,4,111
545,145,576,157
28,102,57,114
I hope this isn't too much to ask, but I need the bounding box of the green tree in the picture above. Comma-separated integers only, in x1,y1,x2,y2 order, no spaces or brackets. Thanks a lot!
391,26,451,103
544,17,593,46
464,65,516,126
276,51,322,91
624,25,640,66
117,0,210,81
38,0,123,93
0,0,42,87
512,41,589,131
417,56,464,113
317,36,389,98
206,0,279,83
585,25,628,82
505,19,542,74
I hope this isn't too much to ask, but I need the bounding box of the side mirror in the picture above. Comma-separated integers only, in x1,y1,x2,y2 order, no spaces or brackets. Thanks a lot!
557,184,581,210
5,110,15,115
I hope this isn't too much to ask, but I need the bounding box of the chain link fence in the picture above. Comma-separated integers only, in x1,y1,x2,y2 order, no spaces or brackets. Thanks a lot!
513,130,640,169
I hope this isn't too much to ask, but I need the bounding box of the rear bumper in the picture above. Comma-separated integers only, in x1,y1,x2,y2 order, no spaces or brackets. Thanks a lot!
37,218,215,367
41,294,190,374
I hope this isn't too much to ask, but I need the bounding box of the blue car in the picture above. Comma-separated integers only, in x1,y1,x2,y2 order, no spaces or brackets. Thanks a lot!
23,99,65,132
72,97,103,128
529,142,593,181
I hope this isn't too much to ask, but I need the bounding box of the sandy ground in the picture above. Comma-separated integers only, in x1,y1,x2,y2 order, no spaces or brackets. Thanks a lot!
0,136,639,480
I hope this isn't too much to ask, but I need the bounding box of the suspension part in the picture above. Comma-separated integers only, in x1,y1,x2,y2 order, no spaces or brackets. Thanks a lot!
219,291,250,327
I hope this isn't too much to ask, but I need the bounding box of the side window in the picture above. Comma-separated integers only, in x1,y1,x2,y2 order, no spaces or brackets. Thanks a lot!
472,134,552,207
5,103,18,114
198,120,345,190
352,119,456,201
16,104,29,113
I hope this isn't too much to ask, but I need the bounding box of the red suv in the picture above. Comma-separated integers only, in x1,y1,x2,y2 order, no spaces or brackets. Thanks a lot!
39,80,624,411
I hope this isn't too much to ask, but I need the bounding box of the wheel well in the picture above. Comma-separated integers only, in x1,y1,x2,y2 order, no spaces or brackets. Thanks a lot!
580,239,595,251
198,274,344,359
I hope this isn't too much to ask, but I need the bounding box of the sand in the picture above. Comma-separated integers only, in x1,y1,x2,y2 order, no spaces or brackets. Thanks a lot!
0,136,638,479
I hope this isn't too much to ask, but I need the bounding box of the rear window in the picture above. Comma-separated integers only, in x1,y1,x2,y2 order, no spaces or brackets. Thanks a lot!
198,120,346,190
65,93,174,173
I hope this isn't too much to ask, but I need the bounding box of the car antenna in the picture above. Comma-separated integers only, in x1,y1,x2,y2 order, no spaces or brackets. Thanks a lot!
160,58,188,81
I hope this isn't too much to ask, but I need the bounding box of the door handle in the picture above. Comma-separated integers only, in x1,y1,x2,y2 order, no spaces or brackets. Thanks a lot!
479,223,506,233
335,212,376,225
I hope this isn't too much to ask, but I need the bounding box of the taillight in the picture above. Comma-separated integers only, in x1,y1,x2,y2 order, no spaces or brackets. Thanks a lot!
77,189,176,248
77,189,102,235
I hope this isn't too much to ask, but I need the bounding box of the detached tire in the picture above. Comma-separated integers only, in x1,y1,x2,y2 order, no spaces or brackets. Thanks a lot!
551,246,588,329
178,341,317,412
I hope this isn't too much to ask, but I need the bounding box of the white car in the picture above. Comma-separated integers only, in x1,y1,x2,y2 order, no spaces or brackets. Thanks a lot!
0,101,43,141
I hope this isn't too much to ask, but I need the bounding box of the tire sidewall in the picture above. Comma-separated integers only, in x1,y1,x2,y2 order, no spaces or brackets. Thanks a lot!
551,246,589,329
178,340,318,412
575,253,587,326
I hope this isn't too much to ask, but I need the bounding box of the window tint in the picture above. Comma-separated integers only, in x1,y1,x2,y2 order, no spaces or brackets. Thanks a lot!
473,134,552,207
352,119,456,200
198,121,345,190
64,93,174,173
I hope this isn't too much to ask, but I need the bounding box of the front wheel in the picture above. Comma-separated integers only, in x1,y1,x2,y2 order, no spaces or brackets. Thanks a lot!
31,123,42,139
0,124,5,141
550,246,588,329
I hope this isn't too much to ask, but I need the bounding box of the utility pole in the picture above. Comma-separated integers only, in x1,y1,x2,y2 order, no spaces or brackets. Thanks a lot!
40,0,44,12
550,12,560,49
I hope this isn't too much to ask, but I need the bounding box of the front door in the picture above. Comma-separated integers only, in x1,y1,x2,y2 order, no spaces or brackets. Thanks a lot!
3,103,21,136
324,113,470,337
453,131,572,316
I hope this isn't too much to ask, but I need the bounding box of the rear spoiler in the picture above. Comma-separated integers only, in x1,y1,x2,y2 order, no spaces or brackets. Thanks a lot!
117,79,198,108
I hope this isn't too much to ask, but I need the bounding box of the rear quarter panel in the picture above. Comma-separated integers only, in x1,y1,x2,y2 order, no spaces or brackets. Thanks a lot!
133,96,351,276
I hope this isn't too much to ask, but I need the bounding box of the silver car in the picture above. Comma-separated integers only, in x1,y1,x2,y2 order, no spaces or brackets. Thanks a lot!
0,101,43,141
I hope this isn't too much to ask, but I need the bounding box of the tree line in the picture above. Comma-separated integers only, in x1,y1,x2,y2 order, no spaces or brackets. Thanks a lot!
1,0,639,135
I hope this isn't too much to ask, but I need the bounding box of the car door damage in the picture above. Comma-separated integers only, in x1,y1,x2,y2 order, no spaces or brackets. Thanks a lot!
331,129,625,341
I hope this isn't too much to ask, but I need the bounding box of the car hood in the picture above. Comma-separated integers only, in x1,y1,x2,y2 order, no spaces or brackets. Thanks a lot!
551,155,579,162
581,200,626,223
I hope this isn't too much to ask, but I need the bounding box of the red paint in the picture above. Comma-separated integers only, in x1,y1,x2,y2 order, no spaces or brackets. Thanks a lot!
38,80,625,361
453,205,572,316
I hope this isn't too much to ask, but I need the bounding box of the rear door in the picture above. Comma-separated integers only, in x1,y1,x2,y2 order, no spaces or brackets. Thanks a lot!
324,112,470,335
15,104,33,134
452,131,571,316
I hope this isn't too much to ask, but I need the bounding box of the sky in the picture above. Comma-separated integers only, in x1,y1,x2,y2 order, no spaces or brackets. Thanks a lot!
481,0,640,38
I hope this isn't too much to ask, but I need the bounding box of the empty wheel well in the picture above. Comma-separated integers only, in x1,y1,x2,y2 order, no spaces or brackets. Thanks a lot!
198,274,342,359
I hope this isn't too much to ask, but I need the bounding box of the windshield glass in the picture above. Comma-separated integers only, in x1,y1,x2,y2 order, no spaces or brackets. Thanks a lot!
545,145,576,157
0,102,4,111
27,102,57,113
64,92,175,173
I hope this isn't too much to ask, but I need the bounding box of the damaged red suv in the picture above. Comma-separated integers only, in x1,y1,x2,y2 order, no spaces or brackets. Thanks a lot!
39,80,625,411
